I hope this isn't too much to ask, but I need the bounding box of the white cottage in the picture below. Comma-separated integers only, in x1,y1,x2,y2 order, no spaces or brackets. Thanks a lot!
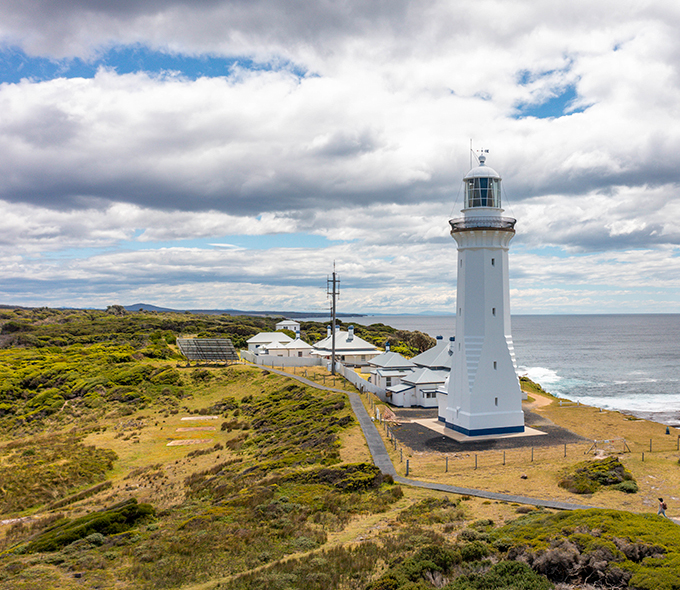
246,332,293,354
386,368,445,408
312,325,380,366
282,338,314,358
275,319,301,333
367,351,415,389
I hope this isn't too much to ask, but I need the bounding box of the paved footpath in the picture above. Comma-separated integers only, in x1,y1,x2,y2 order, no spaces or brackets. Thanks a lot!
256,365,599,511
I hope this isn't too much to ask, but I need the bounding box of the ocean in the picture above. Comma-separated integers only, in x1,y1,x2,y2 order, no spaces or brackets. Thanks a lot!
338,314,680,426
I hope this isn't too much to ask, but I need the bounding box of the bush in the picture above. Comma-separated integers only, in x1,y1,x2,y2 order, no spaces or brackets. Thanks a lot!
26,498,154,552
612,480,638,493
559,457,636,494
448,560,552,590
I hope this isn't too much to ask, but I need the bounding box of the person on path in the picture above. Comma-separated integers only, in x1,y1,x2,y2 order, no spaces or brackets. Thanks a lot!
658,497,668,518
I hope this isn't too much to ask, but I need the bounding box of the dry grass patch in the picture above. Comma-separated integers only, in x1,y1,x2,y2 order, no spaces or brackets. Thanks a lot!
372,390,680,514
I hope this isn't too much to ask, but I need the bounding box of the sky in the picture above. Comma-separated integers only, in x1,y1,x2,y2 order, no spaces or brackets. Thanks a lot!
2,1,680,315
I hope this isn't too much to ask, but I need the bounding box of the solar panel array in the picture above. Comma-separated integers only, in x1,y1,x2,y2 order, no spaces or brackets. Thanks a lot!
177,338,239,362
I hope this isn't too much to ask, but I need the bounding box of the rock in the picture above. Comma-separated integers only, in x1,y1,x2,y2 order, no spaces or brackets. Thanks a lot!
520,473,528,479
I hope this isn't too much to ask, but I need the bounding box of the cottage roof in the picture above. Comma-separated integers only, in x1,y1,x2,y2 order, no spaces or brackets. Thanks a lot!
312,330,379,354
401,367,448,385
386,382,413,394
411,338,454,370
368,351,415,369
246,332,294,345
376,367,413,378
283,338,313,350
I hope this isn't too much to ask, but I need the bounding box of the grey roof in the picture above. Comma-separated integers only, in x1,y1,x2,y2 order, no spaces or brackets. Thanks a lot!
313,330,379,354
368,351,416,369
247,332,293,345
283,338,313,350
386,382,414,394
376,368,413,377
402,367,448,385
411,339,454,370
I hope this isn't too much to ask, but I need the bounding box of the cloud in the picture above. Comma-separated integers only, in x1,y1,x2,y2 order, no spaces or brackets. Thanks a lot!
2,1,680,312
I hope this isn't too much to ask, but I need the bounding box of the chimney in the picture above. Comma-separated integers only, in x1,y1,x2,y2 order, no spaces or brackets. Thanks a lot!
436,335,443,341
327,325,331,338
295,327,300,339
449,336,455,353
348,325,354,342
385,340,390,352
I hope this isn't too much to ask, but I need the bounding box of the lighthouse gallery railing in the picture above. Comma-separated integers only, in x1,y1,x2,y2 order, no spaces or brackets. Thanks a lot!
449,217,516,232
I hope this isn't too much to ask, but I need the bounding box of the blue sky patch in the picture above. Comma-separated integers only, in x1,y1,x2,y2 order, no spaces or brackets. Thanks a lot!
0,44,304,84
514,84,586,119
132,232,343,251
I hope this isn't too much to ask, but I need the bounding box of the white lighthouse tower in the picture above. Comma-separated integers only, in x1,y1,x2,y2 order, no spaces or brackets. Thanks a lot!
440,154,524,436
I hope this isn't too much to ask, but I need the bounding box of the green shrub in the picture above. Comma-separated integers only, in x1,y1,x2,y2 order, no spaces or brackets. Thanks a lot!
25,498,154,552
448,560,552,590
460,540,490,562
559,456,636,494
493,508,680,590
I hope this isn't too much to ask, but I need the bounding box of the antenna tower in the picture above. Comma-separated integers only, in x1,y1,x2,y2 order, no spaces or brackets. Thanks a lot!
326,265,340,375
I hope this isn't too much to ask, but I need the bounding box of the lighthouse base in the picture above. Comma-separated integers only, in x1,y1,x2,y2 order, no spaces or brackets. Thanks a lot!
444,421,524,437
438,406,525,437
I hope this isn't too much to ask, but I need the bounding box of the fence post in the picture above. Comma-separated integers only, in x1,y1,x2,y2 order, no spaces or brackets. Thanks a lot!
531,447,534,462
400,449,403,463
503,450,505,465
406,459,410,476
642,452,645,462
445,456,448,472
474,454,478,470
650,439,652,452
564,443,567,457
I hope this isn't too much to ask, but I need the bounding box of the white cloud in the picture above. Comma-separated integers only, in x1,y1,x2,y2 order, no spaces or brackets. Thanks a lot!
2,0,680,312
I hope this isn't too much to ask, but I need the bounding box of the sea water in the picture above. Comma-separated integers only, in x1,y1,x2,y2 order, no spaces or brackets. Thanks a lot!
339,314,680,426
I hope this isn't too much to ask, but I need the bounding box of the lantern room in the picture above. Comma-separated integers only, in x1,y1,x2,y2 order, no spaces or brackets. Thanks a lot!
463,153,502,209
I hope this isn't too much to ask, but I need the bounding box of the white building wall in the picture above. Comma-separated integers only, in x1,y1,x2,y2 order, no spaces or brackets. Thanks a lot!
445,220,524,436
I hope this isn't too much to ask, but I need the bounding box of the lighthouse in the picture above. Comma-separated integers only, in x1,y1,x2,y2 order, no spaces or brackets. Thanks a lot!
440,154,524,436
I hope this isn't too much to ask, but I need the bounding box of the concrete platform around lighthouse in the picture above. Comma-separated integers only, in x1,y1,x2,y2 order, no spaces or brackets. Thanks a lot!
412,418,547,443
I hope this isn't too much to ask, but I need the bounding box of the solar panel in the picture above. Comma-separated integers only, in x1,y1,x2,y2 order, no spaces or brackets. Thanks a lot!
177,338,239,362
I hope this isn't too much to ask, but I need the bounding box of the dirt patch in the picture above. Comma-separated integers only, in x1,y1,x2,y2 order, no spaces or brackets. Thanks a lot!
167,439,212,446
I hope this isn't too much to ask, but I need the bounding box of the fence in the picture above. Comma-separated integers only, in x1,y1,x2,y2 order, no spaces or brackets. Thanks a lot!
240,350,323,368
334,362,386,397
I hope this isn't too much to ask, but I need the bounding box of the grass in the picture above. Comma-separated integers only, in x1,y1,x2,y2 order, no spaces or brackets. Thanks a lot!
5,308,680,590
363,386,680,515
0,434,117,514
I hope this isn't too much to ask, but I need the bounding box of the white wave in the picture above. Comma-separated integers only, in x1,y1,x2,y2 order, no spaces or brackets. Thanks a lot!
517,366,562,386
557,392,680,415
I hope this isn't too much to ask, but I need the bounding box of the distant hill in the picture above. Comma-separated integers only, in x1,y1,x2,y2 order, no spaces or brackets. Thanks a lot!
123,303,364,318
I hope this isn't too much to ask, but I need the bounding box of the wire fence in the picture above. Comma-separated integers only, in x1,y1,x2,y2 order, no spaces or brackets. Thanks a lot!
360,389,680,476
